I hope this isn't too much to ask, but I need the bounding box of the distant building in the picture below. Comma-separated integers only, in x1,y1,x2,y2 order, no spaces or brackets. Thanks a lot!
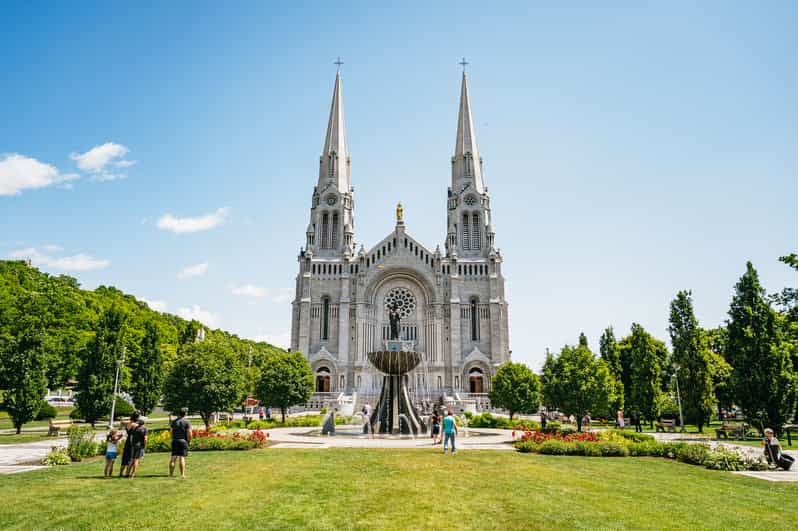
290,69,510,398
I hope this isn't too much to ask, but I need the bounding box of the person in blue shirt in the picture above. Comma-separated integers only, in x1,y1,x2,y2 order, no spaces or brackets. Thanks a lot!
442,410,458,454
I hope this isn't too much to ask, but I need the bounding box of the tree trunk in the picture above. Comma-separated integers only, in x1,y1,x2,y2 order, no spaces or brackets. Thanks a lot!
509,411,514,420
576,417,582,432
16,425,21,435
201,412,210,431
281,407,286,423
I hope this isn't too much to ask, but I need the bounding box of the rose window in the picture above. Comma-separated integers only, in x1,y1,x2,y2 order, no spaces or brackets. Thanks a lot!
384,287,416,319
464,195,478,206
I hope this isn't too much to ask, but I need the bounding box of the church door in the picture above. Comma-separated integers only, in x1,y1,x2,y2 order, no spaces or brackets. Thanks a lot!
316,375,330,392
469,376,484,393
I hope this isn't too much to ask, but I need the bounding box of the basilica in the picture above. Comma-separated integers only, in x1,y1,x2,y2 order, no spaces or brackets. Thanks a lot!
290,67,510,401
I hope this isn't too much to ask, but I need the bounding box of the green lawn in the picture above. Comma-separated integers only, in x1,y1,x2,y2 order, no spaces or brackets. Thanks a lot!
0,432,56,445
1,449,796,530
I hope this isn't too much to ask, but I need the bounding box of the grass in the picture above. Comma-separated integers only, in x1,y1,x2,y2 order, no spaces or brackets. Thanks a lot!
0,432,56,445
1,450,796,530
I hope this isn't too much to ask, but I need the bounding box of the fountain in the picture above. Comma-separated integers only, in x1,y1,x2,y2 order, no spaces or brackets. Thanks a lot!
367,343,427,435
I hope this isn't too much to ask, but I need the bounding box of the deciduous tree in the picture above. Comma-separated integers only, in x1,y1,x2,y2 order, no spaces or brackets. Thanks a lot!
254,352,314,423
488,362,541,420
128,321,164,415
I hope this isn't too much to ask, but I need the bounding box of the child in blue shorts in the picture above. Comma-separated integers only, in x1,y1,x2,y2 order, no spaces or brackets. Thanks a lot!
104,429,123,477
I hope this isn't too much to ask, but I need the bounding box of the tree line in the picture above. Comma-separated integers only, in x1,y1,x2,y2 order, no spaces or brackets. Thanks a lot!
0,260,302,432
489,256,798,434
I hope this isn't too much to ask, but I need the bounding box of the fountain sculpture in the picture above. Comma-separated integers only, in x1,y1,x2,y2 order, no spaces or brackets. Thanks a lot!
367,302,427,435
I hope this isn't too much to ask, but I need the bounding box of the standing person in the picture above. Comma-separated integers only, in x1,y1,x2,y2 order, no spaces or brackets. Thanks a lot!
540,410,547,431
582,413,592,431
431,411,441,445
169,408,192,479
259,407,265,421
442,410,458,455
632,410,642,433
118,413,139,478
617,408,625,429
103,429,123,477
128,415,148,478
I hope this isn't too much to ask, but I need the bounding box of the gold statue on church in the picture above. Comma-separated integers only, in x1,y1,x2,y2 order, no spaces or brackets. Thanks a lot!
396,202,403,223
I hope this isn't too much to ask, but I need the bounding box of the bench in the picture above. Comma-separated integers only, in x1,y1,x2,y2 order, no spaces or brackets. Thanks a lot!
715,423,748,440
655,419,677,432
48,419,73,436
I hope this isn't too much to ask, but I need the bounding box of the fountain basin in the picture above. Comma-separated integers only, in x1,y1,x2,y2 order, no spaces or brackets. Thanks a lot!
367,350,422,375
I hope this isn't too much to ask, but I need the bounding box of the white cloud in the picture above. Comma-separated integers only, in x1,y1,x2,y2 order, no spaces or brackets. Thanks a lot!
177,305,219,328
252,331,290,349
70,142,134,180
0,154,74,196
9,247,109,271
43,244,63,252
141,298,168,312
269,288,294,304
231,284,267,297
157,207,229,234
177,262,209,279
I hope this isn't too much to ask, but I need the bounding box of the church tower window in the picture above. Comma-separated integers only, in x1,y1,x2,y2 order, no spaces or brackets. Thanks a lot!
462,213,470,250
321,297,330,340
470,297,479,341
332,213,339,248
321,213,330,249
471,212,481,250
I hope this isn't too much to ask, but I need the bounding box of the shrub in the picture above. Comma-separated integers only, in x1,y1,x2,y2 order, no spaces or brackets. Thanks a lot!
674,443,711,466
559,427,578,437
69,397,134,422
540,421,561,434
538,440,576,455
67,426,97,462
42,447,71,466
515,440,538,453
627,441,663,457
597,441,629,457
35,403,58,421
610,430,655,443
703,446,767,471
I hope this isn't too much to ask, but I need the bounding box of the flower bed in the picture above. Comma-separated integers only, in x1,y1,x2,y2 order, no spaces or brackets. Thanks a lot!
113,429,270,454
513,429,766,471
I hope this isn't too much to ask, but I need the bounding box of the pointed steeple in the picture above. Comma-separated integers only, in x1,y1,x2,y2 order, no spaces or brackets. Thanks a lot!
452,71,485,194
319,70,350,192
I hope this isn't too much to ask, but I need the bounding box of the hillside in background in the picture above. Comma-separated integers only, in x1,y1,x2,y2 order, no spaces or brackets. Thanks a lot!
0,260,283,391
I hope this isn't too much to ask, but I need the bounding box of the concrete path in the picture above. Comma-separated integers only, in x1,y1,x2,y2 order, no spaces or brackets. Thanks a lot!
266,426,516,449
0,438,66,474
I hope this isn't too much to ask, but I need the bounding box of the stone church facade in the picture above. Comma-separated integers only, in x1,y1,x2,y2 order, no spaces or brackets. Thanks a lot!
290,69,510,399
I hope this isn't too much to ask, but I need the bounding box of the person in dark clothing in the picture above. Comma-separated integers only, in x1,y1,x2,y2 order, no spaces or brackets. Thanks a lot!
169,408,192,479
632,410,642,433
541,411,547,430
128,415,148,478
118,412,140,478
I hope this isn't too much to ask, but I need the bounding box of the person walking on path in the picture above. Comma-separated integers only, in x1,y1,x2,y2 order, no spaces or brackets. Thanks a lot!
431,411,441,445
128,415,148,479
169,408,192,479
616,408,625,429
442,410,458,454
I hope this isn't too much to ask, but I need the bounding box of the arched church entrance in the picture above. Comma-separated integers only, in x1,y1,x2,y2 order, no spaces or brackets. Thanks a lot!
469,367,485,393
315,366,331,392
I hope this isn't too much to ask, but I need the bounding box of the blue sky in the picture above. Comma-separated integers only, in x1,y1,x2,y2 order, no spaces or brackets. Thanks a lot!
1,2,796,369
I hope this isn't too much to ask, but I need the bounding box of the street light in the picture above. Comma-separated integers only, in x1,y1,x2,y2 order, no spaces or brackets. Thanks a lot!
108,346,126,429
673,363,685,433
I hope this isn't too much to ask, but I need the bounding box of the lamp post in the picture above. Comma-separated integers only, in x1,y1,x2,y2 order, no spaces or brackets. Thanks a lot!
673,364,685,433
108,346,126,429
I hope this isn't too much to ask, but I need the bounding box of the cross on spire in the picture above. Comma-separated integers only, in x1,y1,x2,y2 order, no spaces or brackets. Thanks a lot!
459,57,469,72
334,57,344,71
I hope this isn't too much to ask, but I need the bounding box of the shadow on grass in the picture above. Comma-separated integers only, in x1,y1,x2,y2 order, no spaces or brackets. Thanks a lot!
74,474,171,479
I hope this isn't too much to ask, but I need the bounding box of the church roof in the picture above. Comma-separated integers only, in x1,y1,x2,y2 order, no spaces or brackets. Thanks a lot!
318,70,349,192
453,72,484,193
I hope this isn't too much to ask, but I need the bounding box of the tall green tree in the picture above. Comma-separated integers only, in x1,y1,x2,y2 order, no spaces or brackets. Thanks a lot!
668,290,715,432
541,338,619,431
619,323,668,427
1,331,47,433
75,307,128,426
254,351,314,423
726,262,795,433
128,321,164,415
703,327,734,419
599,326,624,409
488,362,541,419
163,340,248,430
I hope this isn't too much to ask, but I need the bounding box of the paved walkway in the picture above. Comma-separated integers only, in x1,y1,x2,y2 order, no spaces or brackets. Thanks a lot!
0,438,65,474
266,426,516,449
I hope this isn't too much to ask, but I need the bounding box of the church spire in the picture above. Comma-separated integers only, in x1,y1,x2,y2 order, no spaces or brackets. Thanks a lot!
452,70,485,194
319,69,350,192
